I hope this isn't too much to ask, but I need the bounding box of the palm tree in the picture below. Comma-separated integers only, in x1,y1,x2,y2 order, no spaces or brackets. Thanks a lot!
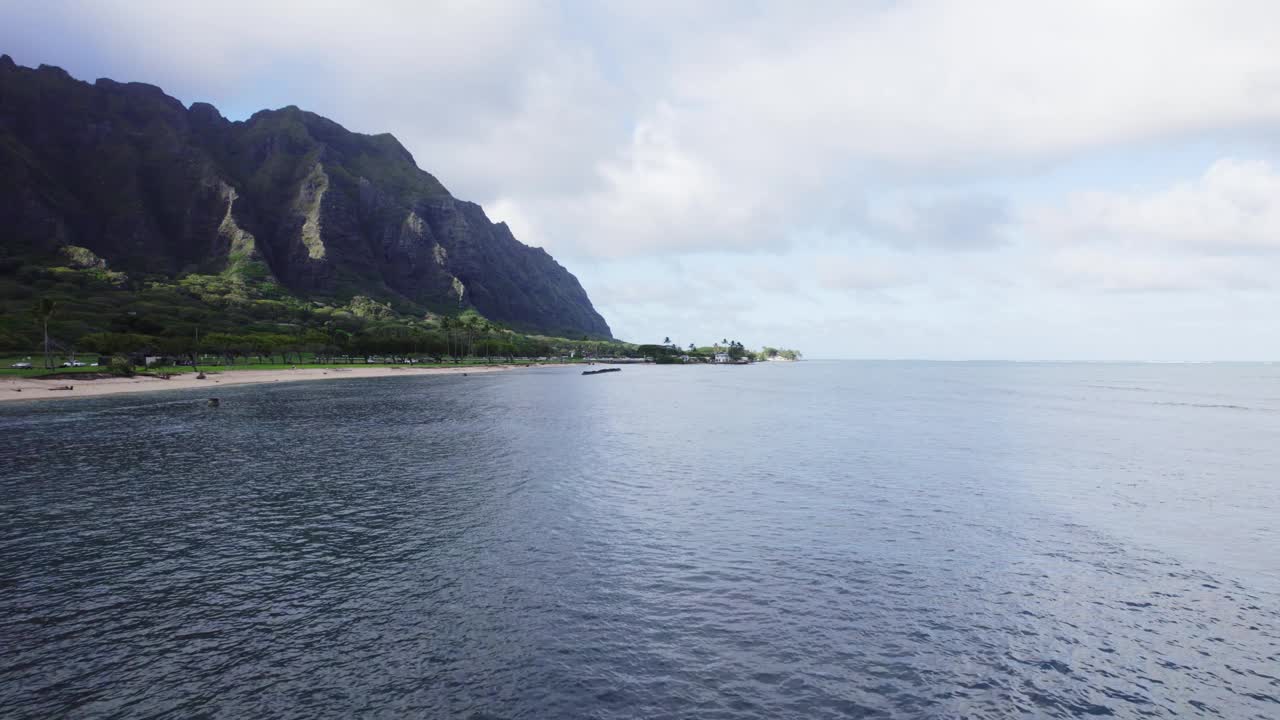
32,298,57,369
462,315,479,359
480,319,495,363
439,316,455,360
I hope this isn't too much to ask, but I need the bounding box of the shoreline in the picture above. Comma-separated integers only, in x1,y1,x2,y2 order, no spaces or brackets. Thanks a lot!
0,364,570,404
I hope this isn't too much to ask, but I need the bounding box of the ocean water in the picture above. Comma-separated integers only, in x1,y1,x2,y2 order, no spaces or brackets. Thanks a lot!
1,361,1277,718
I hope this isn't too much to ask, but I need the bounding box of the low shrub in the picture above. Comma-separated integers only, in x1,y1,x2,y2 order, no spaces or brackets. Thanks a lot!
107,354,135,377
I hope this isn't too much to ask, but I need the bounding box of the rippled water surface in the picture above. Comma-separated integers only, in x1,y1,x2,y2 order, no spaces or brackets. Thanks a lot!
2,362,1278,718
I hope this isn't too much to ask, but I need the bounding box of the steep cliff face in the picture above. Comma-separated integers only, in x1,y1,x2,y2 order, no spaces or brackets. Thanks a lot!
0,56,611,338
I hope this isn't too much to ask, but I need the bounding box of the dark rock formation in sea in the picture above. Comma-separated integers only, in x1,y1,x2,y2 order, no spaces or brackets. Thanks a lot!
0,55,611,338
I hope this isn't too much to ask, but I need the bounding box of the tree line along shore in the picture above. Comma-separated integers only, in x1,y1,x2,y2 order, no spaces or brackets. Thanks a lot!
6,298,800,378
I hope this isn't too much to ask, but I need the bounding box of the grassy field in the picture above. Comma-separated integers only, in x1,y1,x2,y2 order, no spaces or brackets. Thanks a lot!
0,355,103,377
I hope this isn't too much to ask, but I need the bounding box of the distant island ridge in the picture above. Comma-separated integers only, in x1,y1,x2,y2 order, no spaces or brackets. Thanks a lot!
0,57,798,393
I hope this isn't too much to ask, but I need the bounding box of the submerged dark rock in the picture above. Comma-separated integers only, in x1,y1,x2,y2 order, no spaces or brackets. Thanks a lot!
581,367,621,375
0,59,611,339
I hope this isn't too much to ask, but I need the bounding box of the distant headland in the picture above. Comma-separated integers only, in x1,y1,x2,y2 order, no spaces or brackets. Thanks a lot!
634,340,802,365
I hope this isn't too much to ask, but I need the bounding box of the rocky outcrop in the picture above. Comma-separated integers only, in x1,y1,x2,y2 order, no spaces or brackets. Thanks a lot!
0,56,612,338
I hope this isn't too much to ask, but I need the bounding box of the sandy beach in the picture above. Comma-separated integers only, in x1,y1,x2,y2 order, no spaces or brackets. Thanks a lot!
0,364,562,403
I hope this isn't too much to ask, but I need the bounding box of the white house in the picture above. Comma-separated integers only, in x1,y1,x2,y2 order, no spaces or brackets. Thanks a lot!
713,352,731,363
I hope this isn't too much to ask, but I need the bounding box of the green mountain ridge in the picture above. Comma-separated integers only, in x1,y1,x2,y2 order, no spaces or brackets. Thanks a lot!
0,55,612,344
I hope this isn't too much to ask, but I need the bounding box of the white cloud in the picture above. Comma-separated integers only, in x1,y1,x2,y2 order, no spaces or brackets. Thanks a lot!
1046,248,1271,292
815,255,917,291
1028,158,1280,256
1021,158,1280,291
839,193,1011,251
670,1,1280,171
490,1,1280,259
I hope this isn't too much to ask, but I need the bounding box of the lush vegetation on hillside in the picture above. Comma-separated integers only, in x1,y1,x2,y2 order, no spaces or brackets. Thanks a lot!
0,259,629,368
1,259,800,374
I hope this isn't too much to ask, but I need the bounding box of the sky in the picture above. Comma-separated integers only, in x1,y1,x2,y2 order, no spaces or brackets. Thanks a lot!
5,0,1280,360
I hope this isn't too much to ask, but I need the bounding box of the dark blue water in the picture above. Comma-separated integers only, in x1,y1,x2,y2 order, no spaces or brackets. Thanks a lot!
2,362,1278,718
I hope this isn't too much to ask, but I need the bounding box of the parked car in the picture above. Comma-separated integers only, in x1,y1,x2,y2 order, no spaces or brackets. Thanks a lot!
60,361,88,367
10,362,32,369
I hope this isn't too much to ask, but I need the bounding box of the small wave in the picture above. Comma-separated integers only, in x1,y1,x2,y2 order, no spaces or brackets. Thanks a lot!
1153,401,1260,412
